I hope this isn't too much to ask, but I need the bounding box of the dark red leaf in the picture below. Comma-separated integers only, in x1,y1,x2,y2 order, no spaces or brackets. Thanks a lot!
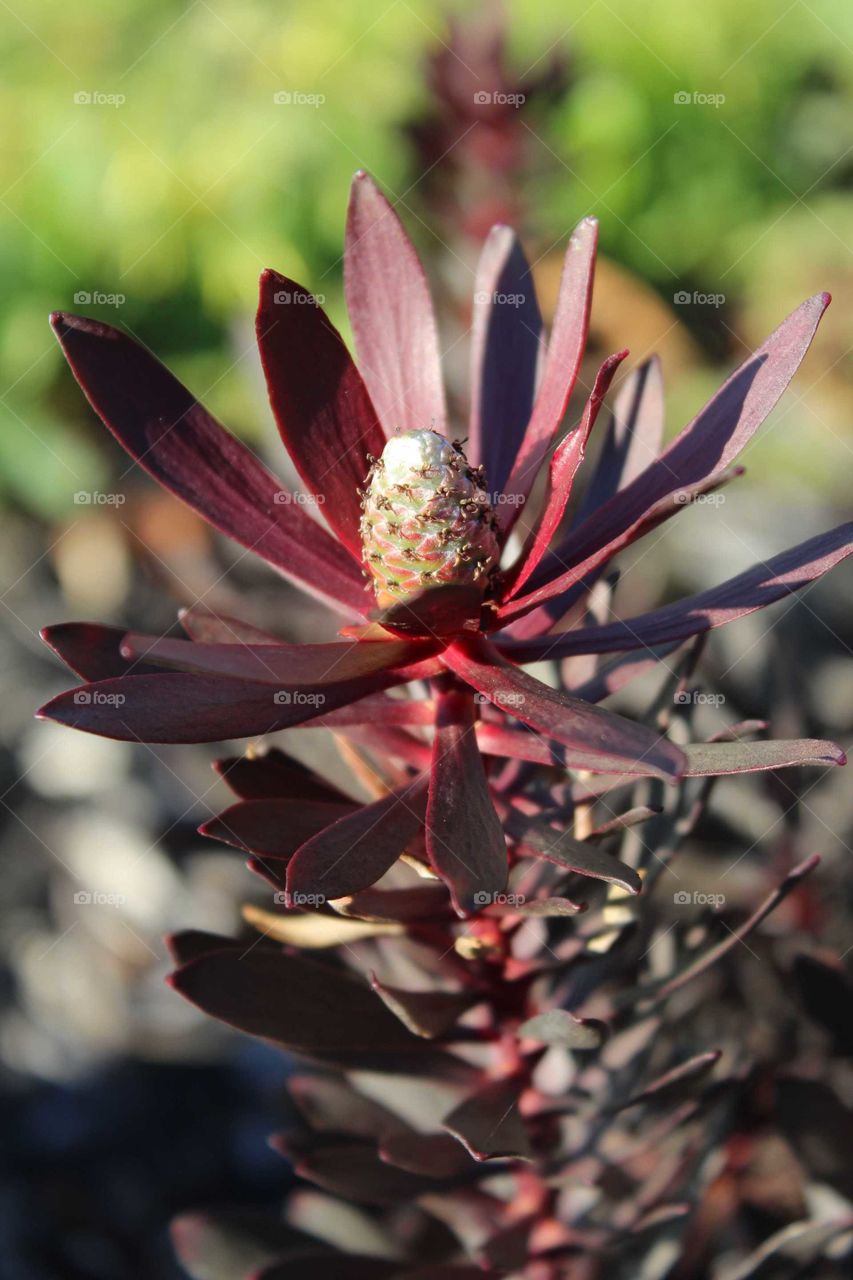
214,748,350,802
380,1130,473,1178
200,798,355,858
178,603,280,644
497,217,598,531
345,171,446,436
40,623,159,680
255,269,386,556
468,226,542,492
509,814,642,894
286,780,428,901
370,974,484,1038
426,686,507,916
50,312,366,615
443,1076,533,1160
272,1136,446,1204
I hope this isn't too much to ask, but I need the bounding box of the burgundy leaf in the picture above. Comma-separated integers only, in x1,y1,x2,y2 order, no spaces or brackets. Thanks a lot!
37,666,422,743
575,354,665,522
468,226,543,491
271,1136,446,1204
497,217,598,531
505,350,627,598
120,633,437,685
445,636,685,782
500,522,853,658
40,623,159,680
370,975,484,1039
165,931,245,966
380,1131,473,1178
426,686,507,916
373,584,483,638
289,1074,408,1141
683,738,845,776
345,171,446,435
443,1076,533,1160
255,269,385,557
334,884,452,923
286,780,428,902
178,603,279,644
170,948,428,1056
503,294,830,617
509,815,642,895
200,798,355,858
50,312,366,616
214,748,350,802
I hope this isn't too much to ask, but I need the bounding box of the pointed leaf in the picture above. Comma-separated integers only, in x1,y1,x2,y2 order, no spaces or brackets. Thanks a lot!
443,1077,532,1160
510,815,642,894
214,748,349,802
345,171,445,435
40,622,159,680
575,354,665,521
371,975,484,1038
50,312,366,615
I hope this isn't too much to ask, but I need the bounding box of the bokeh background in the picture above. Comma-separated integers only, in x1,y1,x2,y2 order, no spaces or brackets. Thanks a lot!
1,0,852,1274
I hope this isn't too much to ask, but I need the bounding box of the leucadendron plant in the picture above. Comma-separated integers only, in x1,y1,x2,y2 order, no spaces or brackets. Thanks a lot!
40,174,852,1279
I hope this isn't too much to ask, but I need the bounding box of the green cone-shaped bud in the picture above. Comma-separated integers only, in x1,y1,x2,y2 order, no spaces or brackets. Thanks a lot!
360,429,500,610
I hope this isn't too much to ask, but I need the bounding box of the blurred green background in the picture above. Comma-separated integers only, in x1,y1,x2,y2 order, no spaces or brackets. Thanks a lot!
1,0,851,514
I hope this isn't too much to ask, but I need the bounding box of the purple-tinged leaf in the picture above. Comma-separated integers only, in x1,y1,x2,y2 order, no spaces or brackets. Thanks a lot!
511,897,587,918
502,523,853,658
178,604,279,644
610,1050,721,1113
287,780,428,902
503,294,831,617
508,814,642,894
588,805,661,838
443,1076,533,1160
575,355,665,523
165,931,245,966
653,855,821,1003
683,738,845,776
121,633,437,685
170,948,429,1056
518,1009,607,1049
200,798,355,858
345,171,446,436
256,269,385,557
379,1131,473,1178
505,351,627,598
445,636,685,782
373,584,482,638
426,686,507,916
271,1136,447,1205
333,884,452,924
214,748,350,803
170,1210,314,1280
289,1074,407,1141
498,217,598,532
50,312,367,616
40,623,159,681
37,666,421,744
468,226,542,490
370,974,484,1039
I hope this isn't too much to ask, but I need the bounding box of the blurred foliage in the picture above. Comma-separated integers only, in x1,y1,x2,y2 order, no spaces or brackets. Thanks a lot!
0,0,851,517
